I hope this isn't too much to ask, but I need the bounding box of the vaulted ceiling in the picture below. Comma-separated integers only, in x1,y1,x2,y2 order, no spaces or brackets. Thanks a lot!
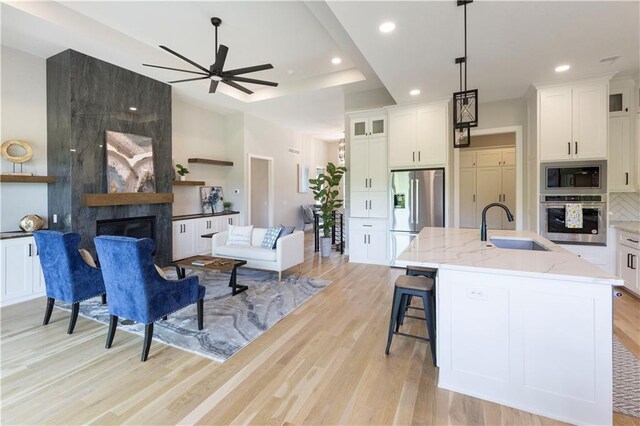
2,1,639,141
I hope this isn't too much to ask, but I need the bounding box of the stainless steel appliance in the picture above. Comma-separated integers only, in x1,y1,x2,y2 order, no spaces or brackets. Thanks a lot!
390,169,445,265
541,161,606,195
539,195,606,246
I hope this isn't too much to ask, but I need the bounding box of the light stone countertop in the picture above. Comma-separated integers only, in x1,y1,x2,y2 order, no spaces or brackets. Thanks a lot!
397,227,622,286
610,221,640,234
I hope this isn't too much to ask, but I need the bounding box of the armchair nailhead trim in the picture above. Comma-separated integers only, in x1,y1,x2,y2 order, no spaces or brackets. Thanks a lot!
152,297,205,323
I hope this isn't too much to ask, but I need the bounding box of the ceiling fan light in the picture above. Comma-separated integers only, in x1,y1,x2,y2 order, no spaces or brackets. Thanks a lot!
210,75,223,81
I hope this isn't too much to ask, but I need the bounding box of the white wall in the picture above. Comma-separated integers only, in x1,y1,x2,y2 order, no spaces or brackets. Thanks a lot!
477,98,526,130
250,157,269,227
0,47,48,232
171,96,229,216
242,114,328,230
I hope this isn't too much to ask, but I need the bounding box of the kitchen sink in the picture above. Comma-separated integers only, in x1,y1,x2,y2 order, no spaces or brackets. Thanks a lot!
489,237,550,251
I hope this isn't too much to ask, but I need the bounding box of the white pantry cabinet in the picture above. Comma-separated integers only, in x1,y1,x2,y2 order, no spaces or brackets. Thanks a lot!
388,102,448,168
609,116,636,192
538,81,608,161
1,236,45,306
458,147,516,230
348,127,388,218
348,218,388,265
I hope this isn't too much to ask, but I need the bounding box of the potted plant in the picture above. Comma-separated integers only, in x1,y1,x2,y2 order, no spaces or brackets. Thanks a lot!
309,162,347,257
223,201,232,212
176,164,189,181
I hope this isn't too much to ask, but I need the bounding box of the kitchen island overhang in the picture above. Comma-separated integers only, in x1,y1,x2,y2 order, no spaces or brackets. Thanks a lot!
398,227,623,425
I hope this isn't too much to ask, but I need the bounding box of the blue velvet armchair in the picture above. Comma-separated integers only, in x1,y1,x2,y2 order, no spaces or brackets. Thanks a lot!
33,231,107,334
94,235,205,362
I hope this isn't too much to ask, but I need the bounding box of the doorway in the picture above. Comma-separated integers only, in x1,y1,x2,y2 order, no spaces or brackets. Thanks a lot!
454,126,523,231
248,155,274,228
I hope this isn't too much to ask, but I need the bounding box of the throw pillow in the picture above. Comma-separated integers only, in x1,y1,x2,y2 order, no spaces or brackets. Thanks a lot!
279,225,296,238
262,226,283,249
78,249,96,268
226,225,253,246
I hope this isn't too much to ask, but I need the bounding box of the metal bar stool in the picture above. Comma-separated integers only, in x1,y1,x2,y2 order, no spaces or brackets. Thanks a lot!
400,266,438,326
385,275,437,366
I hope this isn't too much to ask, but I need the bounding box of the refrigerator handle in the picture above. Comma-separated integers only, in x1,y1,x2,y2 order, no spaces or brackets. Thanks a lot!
415,178,419,225
409,178,414,224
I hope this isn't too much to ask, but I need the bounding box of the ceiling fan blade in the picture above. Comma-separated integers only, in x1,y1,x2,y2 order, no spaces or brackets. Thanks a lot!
209,80,219,93
212,45,228,72
223,63,273,76
224,75,278,87
159,45,210,74
142,63,208,76
168,76,210,84
223,79,253,95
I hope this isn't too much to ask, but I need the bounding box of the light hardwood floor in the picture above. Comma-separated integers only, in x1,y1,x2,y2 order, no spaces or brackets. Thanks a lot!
1,232,639,425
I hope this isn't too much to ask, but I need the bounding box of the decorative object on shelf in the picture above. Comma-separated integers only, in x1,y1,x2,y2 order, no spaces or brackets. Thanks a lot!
19,214,44,232
200,186,214,214
298,164,310,193
176,163,189,181
1,139,34,175
200,186,225,213
223,201,232,212
452,0,478,149
142,17,278,95
309,162,347,257
338,138,346,164
105,131,156,192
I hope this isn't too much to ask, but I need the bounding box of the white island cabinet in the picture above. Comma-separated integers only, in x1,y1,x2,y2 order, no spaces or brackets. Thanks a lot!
398,227,621,425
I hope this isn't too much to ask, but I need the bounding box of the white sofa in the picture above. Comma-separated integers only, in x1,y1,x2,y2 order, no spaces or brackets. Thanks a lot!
211,228,304,281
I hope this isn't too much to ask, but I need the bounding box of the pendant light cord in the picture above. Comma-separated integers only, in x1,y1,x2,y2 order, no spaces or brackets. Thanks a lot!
464,2,467,92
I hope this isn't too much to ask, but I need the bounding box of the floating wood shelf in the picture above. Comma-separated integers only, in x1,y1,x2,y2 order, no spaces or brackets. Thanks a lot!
0,175,56,184
81,193,174,207
188,158,234,167
173,180,205,186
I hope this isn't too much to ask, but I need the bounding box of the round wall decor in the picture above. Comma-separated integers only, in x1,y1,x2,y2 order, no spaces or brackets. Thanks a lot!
1,140,33,163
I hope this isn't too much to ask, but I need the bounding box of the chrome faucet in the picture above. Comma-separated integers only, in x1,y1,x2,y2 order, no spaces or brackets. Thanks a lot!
480,203,515,241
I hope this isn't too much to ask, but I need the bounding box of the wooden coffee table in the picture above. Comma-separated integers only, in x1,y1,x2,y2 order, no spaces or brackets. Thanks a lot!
174,256,248,296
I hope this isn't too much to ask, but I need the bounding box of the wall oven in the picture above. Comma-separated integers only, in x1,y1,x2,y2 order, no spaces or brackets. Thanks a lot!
539,195,606,246
541,161,606,195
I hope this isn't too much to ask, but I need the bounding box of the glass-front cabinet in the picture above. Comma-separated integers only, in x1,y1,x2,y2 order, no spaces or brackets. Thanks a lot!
349,115,386,140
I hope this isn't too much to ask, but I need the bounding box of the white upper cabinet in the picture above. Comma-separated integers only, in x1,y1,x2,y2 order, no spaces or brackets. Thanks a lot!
350,115,386,140
388,102,448,168
539,81,608,161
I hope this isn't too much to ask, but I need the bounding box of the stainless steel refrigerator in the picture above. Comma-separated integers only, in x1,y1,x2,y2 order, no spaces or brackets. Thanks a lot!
390,168,445,266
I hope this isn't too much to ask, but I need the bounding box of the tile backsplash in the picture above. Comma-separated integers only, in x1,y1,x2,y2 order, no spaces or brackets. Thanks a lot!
609,192,640,221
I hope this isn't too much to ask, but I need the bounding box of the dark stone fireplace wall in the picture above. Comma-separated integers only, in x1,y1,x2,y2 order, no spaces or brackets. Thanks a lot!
47,49,173,264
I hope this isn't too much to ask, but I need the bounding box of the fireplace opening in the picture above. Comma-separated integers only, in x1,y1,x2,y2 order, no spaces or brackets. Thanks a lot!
96,216,156,241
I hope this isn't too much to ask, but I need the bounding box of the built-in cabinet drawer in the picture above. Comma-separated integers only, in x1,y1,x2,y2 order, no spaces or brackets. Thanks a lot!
1,236,45,306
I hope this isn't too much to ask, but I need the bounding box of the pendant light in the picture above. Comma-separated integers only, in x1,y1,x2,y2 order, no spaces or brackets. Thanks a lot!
453,0,478,148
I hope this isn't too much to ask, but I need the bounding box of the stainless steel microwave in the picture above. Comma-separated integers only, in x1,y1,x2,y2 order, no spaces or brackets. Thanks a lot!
540,161,606,195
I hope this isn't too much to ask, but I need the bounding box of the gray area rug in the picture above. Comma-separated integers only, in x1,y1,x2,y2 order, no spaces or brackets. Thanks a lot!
614,337,640,418
56,268,331,363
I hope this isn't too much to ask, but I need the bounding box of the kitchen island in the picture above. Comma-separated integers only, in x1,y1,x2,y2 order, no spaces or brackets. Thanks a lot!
397,227,623,425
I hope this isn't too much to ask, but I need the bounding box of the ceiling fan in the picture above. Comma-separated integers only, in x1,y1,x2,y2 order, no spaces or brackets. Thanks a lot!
143,17,278,95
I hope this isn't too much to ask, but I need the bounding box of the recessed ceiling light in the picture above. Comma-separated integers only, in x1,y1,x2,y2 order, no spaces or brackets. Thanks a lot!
129,107,137,111
379,22,396,33
331,57,342,65
410,89,421,96
555,64,570,73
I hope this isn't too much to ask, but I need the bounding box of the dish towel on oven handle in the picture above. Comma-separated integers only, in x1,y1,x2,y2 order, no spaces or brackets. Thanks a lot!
565,203,583,228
